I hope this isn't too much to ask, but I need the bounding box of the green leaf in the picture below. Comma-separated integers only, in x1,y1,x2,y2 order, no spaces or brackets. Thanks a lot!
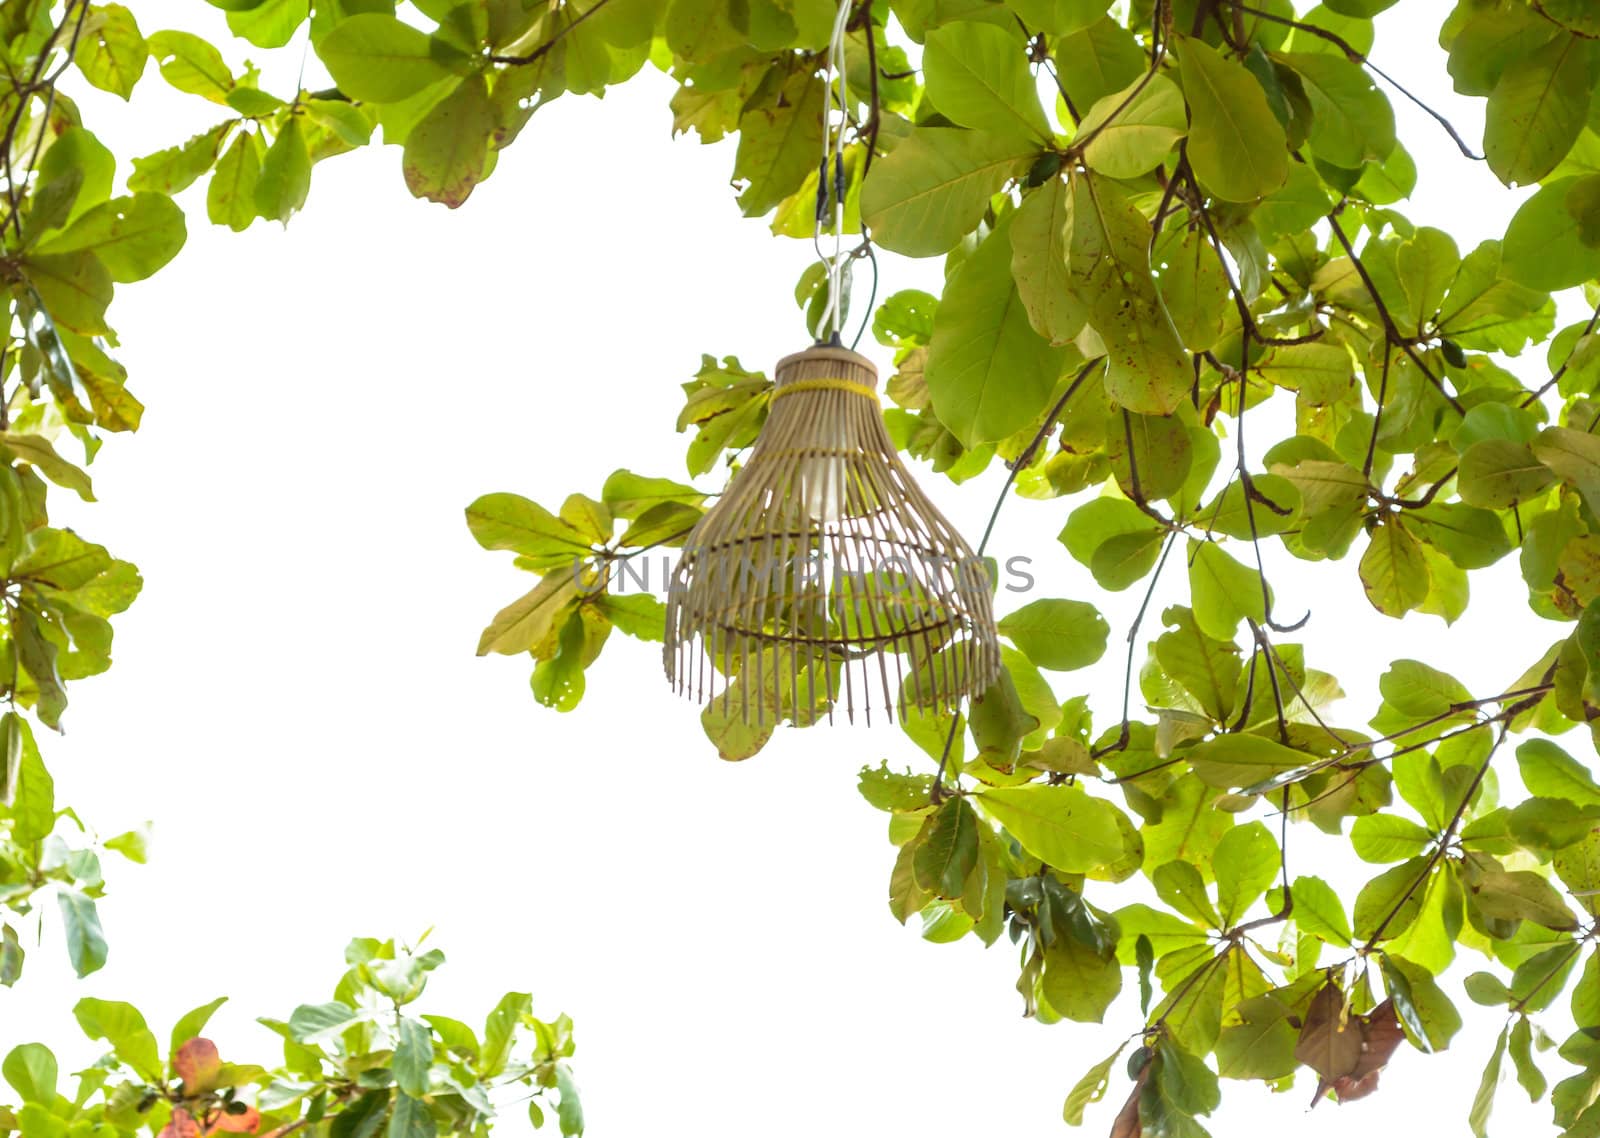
16,608,67,729
1392,227,1460,333
1470,1024,1509,1138
57,892,108,978
1351,813,1434,863
975,783,1124,872
924,212,1065,445
600,471,703,518
1484,33,1591,187
466,492,592,561
1254,342,1354,403
74,4,148,99
969,667,1037,764
701,698,773,761
36,193,185,283
1353,855,1431,941
132,132,223,196
386,1093,436,1138
1469,866,1578,930
207,131,263,233
1183,733,1308,789
1079,74,1186,180
22,252,111,336
227,0,310,48
1,437,94,502
1155,226,1230,353
1379,658,1472,720
997,598,1108,671
104,825,149,864
147,30,233,101
1002,0,1107,35
0,714,20,807
1213,821,1278,926
1010,178,1086,345
923,22,1049,141
1283,51,1395,169
1187,539,1266,641
1407,503,1512,570
1290,874,1353,946
913,797,979,898
331,1091,391,1138
1457,439,1555,508
1533,426,1600,514
857,763,935,812
403,74,493,208
1108,410,1193,501
1501,176,1600,290
73,999,159,1078
1062,1042,1127,1124
860,127,1036,257
170,998,228,1059
256,118,312,224
1041,934,1122,1021
393,1018,433,1098
1153,859,1221,928
1518,738,1600,805
9,716,51,845
37,128,113,228
592,592,663,642
1178,36,1288,201
318,14,459,102
1064,172,1190,413
1509,1016,1546,1101
1359,516,1430,617
1,1045,55,1105
1052,17,1145,110
554,1063,582,1137
1382,955,1463,1049
733,69,824,216
479,991,530,1078
287,1001,358,1043
1154,1037,1222,1119
1153,605,1241,721
1217,1006,1299,1081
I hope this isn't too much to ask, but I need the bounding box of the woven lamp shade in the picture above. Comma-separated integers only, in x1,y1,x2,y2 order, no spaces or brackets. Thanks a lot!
665,344,1001,726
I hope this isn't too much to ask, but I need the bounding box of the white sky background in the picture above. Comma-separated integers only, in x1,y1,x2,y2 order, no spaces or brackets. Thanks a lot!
0,2,1584,1135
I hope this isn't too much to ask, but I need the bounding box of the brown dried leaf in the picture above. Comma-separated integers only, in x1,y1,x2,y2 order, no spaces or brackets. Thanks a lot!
1108,1061,1148,1138
1294,983,1364,1102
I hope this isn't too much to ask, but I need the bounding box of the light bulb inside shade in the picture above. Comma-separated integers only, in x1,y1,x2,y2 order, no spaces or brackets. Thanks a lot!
798,453,848,523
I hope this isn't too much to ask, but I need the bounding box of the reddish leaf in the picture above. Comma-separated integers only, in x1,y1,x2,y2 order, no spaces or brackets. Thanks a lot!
1297,988,1409,1105
161,1110,201,1138
208,1107,260,1135
1330,999,1407,1102
174,1038,223,1093
1108,1050,1152,1138
1295,983,1363,1103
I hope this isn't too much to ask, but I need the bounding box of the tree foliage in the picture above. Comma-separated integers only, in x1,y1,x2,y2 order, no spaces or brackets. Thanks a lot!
0,8,587,1137
3,937,583,1138
7,0,1600,1134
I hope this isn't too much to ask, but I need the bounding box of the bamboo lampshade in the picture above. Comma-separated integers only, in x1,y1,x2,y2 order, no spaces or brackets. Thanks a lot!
664,344,1001,726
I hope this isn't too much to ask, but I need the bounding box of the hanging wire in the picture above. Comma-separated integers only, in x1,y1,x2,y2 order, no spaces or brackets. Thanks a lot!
850,239,877,351
815,0,853,345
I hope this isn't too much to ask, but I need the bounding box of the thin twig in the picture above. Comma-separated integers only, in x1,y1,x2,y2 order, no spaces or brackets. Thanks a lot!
490,0,616,65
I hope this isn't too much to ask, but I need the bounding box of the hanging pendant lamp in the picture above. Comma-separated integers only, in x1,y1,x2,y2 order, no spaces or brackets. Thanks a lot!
663,343,1001,725
663,0,1000,726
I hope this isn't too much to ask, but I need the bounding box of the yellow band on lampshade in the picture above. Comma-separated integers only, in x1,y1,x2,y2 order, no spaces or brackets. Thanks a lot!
770,376,879,402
